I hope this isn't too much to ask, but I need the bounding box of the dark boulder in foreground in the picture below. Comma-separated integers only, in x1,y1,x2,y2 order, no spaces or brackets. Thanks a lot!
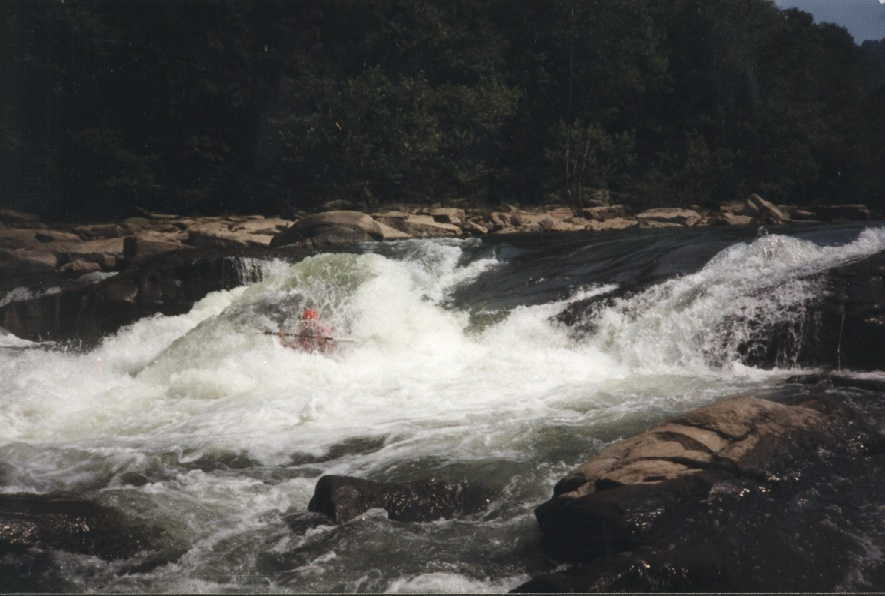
0,493,159,559
308,474,493,524
516,377,885,592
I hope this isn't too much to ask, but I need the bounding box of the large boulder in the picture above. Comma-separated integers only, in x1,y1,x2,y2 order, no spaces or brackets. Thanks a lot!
636,208,702,228
520,379,885,592
308,475,492,524
271,211,388,248
0,493,185,590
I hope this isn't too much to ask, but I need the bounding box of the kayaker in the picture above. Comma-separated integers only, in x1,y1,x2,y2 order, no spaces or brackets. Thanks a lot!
279,308,335,353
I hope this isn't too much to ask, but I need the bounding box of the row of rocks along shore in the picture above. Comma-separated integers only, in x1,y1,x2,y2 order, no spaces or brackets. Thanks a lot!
0,195,874,297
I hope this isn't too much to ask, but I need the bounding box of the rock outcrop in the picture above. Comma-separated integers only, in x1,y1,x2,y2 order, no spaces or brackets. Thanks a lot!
740,249,885,370
270,210,388,248
308,475,492,524
636,208,702,228
518,377,885,592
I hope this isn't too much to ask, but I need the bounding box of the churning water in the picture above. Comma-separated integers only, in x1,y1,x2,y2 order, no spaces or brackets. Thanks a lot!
1,225,884,592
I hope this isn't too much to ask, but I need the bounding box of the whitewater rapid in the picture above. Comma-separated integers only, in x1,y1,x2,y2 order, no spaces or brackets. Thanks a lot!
1,228,884,592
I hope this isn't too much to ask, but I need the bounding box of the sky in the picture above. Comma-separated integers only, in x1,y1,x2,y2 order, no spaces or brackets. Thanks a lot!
774,0,885,43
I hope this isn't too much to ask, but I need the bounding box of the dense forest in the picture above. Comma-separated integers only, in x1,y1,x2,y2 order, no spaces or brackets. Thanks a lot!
2,0,884,218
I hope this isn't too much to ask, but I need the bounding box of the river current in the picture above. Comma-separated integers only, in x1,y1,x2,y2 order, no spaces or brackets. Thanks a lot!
1,224,884,592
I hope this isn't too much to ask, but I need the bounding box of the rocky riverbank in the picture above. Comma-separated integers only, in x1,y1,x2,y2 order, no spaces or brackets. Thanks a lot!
0,195,873,301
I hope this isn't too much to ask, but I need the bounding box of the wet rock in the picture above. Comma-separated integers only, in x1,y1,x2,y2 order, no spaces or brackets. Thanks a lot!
0,249,266,342
536,396,835,562
0,493,171,560
636,208,702,228
308,475,492,524
742,250,885,370
521,383,885,592
271,210,387,248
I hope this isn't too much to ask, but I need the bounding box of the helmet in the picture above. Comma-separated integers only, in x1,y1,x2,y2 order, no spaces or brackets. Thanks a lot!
301,308,319,320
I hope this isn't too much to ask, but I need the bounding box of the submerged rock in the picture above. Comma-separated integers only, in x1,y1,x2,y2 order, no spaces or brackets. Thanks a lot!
308,475,492,524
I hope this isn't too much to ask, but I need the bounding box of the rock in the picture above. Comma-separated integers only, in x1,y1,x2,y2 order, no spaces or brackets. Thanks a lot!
463,220,489,235
740,249,885,371
59,259,102,274
547,207,575,220
187,220,272,249
716,212,754,226
270,211,387,248
561,397,826,499
73,223,127,240
123,232,189,263
0,209,40,224
51,237,124,257
523,382,884,591
719,200,753,216
308,475,491,524
580,205,627,221
34,229,81,243
375,213,462,238
424,207,466,225
0,248,57,271
585,217,639,231
375,221,412,240
813,204,871,222
746,193,789,224
636,208,702,228
0,493,173,560
0,228,40,250
486,212,516,233
0,249,274,343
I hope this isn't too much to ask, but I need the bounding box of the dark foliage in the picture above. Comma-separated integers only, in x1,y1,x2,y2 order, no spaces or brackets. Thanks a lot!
4,0,884,218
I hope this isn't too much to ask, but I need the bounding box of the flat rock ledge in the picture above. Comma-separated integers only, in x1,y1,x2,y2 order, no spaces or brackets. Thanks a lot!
518,381,885,592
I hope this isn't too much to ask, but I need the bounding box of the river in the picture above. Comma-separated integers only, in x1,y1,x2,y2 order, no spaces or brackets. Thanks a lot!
1,223,883,592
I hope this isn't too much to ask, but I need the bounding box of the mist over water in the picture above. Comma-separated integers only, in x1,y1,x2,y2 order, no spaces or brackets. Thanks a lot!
1,227,884,592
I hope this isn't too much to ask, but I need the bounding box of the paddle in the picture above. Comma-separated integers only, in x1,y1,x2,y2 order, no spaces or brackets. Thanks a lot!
262,331,359,343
